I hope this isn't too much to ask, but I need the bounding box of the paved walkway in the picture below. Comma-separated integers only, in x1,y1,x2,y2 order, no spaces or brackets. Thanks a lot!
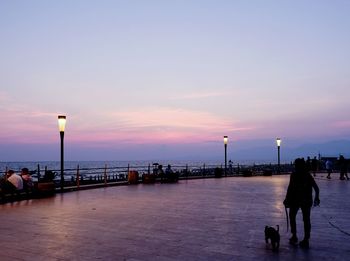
1,174,349,260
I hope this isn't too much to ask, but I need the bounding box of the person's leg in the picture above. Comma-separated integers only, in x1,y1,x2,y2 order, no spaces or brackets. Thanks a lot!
3,181,16,193
340,171,344,180
2,181,16,201
301,206,311,240
289,207,299,244
300,206,311,248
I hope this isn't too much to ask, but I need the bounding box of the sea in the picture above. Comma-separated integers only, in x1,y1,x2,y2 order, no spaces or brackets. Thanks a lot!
0,160,226,174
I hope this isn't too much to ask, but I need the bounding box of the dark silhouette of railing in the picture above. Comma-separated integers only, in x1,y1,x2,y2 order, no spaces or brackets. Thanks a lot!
23,162,294,191
0,162,300,203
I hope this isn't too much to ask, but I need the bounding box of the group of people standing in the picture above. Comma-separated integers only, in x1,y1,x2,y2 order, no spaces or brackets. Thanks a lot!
305,156,319,177
324,155,349,180
304,155,349,180
0,168,33,198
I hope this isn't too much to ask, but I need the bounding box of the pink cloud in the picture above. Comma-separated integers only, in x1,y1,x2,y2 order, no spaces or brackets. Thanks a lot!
170,91,232,100
0,102,60,144
67,108,255,145
0,104,256,146
333,120,350,128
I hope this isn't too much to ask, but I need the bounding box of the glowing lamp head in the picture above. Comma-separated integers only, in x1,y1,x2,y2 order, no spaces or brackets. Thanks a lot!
276,138,281,147
58,115,66,132
224,136,228,145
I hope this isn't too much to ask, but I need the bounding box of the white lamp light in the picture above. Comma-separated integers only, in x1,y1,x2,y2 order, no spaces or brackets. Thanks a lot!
58,115,66,132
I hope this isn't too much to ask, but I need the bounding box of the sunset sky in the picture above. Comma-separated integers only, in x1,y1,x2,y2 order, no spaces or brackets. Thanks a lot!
1,1,350,162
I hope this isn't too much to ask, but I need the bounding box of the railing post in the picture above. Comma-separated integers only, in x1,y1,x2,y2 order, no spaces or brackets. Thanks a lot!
104,164,107,186
186,164,188,179
76,165,80,189
148,163,150,175
37,164,40,181
127,164,130,181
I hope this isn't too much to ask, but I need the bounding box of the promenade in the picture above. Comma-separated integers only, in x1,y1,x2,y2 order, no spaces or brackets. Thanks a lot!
1,174,349,260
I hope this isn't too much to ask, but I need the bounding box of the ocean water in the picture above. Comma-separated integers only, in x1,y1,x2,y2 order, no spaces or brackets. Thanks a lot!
0,160,279,183
0,160,224,175
0,160,289,184
0,160,230,182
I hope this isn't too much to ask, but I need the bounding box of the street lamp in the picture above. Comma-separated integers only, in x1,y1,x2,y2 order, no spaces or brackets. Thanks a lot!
224,136,228,177
58,115,66,192
276,138,281,173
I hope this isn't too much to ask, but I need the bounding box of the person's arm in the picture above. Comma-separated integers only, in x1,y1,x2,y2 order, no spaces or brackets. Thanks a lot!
283,175,293,207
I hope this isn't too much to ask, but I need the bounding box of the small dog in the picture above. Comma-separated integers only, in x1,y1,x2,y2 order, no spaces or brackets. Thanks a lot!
265,225,280,251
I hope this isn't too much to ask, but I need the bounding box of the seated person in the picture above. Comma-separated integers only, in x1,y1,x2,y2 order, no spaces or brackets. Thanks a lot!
158,165,165,182
165,164,173,175
165,164,178,182
42,170,55,182
20,168,33,192
1,170,23,195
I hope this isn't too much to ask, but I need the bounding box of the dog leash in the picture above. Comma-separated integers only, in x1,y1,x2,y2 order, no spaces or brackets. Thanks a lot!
285,206,289,232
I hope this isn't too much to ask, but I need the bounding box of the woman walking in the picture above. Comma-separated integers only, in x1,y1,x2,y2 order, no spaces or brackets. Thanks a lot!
283,158,320,249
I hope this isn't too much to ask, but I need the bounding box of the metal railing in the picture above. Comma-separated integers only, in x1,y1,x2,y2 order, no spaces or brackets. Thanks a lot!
14,162,294,191
0,162,298,204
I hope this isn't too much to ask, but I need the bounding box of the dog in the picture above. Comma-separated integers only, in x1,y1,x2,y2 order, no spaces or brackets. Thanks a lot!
265,225,280,251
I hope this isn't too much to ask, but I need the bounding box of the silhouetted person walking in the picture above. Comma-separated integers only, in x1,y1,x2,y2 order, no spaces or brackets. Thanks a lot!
284,158,320,249
325,159,333,179
338,155,349,180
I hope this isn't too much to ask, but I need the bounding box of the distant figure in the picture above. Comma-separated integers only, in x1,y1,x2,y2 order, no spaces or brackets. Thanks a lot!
325,160,333,179
165,164,179,182
43,170,56,182
152,163,159,175
311,157,318,177
306,156,312,172
0,170,23,197
236,163,240,175
7,170,23,191
283,158,320,249
20,168,33,193
338,155,349,180
165,164,173,175
229,160,233,174
158,165,165,182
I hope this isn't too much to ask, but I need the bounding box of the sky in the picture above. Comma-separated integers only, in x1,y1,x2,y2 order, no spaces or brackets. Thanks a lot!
1,1,350,162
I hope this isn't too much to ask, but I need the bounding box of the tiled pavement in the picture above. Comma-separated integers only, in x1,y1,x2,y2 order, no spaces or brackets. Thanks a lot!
1,174,349,260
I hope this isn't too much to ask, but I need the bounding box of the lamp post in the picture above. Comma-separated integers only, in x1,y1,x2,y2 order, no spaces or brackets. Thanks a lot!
276,138,281,174
58,115,66,192
224,136,228,177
